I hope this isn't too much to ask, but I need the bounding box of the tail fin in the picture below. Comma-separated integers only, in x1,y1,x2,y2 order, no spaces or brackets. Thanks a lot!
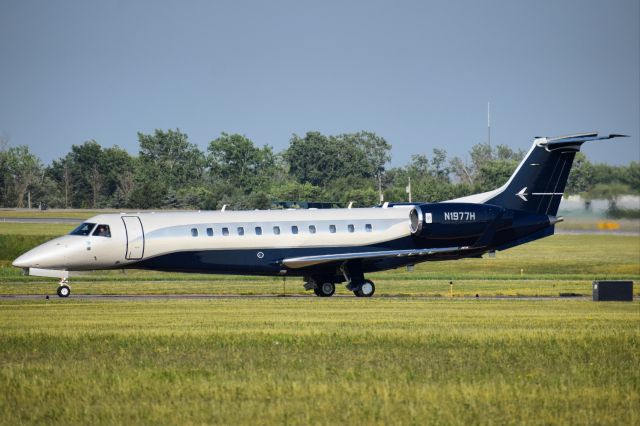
449,133,628,215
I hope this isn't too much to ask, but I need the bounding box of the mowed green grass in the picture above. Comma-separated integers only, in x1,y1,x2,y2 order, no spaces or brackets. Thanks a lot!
0,298,638,425
0,209,118,219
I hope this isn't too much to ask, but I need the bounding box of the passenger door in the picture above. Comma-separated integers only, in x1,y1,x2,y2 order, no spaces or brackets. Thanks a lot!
121,216,145,260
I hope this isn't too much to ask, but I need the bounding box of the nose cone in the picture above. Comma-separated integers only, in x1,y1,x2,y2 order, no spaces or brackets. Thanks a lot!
12,237,70,269
12,246,51,268
12,252,32,268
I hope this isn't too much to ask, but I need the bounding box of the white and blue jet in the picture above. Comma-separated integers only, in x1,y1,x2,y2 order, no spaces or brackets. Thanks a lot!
13,132,626,298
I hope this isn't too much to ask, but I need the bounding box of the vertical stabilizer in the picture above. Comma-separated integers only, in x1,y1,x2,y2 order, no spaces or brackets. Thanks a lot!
447,133,627,215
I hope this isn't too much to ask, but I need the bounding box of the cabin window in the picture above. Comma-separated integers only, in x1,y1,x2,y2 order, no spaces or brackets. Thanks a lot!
292,225,299,235
70,222,96,236
309,225,316,234
348,224,355,233
92,224,111,238
191,228,198,237
273,226,281,235
255,226,262,236
329,224,336,233
222,227,229,236
365,224,372,232
237,227,245,236
206,228,214,237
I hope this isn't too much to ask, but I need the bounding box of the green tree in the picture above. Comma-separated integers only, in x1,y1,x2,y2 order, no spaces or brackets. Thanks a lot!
63,140,103,207
626,162,640,192
285,132,343,188
449,143,523,191
337,131,392,199
101,146,135,205
430,148,449,182
47,158,73,208
207,133,275,192
565,152,594,195
49,140,124,208
130,129,205,208
3,146,43,207
284,131,391,193
270,181,322,202
477,144,521,191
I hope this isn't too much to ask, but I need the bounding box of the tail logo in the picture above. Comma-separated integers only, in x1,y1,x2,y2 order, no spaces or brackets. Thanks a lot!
516,186,564,202
516,187,528,202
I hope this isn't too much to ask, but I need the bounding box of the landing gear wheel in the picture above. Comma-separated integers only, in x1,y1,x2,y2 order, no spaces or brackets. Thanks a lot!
57,284,71,298
315,282,335,297
354,280,375,298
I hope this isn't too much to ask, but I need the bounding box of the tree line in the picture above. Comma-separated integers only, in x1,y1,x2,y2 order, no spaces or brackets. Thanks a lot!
0,129,638,210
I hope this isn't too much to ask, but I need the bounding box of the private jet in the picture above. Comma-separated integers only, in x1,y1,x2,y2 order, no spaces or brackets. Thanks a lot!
13,132,626,297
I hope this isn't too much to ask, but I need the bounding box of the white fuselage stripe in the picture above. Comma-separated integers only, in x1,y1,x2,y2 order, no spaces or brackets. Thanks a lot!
80,207,416,266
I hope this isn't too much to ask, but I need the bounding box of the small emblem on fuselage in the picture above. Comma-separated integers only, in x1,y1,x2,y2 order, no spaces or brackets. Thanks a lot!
257,251,264,259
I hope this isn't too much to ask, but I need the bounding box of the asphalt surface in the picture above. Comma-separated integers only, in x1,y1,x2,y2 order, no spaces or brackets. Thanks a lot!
0,294,599,301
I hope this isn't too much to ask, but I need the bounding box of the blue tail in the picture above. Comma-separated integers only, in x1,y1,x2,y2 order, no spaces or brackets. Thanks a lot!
450,133,627,216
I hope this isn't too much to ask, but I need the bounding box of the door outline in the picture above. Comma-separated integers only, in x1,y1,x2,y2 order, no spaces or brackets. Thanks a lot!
122,216,145,260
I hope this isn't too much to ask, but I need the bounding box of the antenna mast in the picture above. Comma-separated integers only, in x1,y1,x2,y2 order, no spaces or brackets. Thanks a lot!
487,101,491,147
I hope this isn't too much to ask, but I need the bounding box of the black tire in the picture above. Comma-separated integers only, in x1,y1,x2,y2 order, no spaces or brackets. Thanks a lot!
57,285,71,298
313,288,322,296
316,282,335,297
354,280,375,298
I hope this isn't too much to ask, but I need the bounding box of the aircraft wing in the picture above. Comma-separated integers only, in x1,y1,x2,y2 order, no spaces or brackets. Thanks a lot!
281,246,470,269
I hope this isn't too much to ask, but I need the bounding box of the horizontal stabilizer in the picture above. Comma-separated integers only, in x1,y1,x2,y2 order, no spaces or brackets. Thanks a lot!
537,133,628,151
282,246,473,268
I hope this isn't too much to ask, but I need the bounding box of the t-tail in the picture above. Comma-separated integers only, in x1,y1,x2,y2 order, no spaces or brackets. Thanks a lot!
450,133,628,216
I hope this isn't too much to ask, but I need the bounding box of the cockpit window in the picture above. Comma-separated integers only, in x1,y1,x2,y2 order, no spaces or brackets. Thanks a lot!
70,222,96,236
93,224,111,238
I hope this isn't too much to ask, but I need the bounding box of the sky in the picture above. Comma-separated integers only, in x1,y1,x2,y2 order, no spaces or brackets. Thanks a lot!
0,0,638,167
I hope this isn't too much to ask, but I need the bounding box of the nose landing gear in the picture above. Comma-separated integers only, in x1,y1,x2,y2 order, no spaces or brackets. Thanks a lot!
57,278,71,298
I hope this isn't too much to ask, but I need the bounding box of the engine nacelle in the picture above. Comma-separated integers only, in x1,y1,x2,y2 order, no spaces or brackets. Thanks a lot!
416,203,504,241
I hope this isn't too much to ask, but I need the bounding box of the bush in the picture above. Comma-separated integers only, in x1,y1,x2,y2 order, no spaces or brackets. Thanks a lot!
0,235,53,261
607,207,640,219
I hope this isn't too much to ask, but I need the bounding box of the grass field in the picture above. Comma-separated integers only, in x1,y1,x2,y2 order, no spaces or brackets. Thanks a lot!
0,221,638,425
0,209,119,219
0,299,638,425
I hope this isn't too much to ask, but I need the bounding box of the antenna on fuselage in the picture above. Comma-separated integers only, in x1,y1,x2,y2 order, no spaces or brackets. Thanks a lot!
221,204,227,212
347,201,353,209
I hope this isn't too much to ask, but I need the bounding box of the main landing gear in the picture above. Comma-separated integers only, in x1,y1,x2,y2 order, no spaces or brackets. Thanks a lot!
56,278,71,298
354,279,375,297
313,282,336,297
305,273,375,298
